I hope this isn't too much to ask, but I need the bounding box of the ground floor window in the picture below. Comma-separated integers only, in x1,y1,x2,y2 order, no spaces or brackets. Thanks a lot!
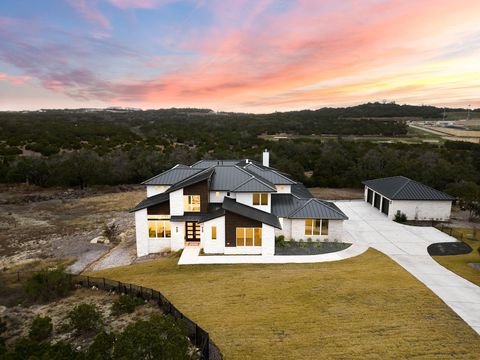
305,219,328,236
236,227,262,246
212,226,217,240
148,215,171,238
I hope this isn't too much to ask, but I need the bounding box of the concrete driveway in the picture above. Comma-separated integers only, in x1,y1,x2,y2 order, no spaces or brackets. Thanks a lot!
335,200,480,335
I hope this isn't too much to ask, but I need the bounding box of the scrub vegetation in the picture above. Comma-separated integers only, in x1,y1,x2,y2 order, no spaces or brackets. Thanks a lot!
90,250,480,360
1,103,479,192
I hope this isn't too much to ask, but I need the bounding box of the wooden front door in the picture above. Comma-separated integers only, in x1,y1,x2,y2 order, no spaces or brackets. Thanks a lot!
185,221,201,241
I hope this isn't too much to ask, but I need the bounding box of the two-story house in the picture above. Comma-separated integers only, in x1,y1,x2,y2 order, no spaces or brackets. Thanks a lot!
131,150,348,256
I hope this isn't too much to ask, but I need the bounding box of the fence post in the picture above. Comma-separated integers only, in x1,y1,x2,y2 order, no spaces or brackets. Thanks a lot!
130,283,132,294
103,278,106,289
17,271,20,282
151,288,153,299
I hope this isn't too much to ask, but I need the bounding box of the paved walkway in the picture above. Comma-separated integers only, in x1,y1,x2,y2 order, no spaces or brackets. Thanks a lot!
335,200,480,335
178,242,368,265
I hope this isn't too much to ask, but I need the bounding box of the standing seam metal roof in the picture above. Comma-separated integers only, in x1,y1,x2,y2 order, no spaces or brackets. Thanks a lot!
362,176,455,201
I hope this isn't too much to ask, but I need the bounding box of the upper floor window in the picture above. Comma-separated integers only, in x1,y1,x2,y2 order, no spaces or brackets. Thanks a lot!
253,193,268,206
305,219,328,236
184,195,201,212
276,185,284,191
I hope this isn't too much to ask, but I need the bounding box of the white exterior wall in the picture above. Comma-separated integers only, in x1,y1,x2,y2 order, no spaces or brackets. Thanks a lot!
274,185,291,194
275,217,292,239
224,246,262,255
209,191,234,203
135,209,172,256
201,216,226,254
291,219,344,241
135,209,149,257
261,224,275,255
389,200,452,221
235,192,271,213
169,189,184,215
146,185,170,197
170,221,185,251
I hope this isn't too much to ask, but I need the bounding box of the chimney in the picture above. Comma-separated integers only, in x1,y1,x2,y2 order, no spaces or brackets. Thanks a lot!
262,149,269,167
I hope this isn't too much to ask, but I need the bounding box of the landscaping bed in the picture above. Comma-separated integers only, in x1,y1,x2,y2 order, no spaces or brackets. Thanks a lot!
275,241,351,255
427,242,473,256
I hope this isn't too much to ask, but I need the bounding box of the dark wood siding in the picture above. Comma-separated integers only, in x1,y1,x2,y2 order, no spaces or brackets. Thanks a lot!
225,210,262,247
183,180,209,213
147,201,170,215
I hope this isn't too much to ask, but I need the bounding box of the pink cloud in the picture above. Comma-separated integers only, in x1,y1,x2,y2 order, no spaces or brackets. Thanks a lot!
69,0,111,30
0,72,31,86
106,0,177,9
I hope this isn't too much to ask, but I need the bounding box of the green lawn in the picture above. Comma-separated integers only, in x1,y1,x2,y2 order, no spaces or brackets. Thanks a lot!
89,250,480,359
433,228,480,286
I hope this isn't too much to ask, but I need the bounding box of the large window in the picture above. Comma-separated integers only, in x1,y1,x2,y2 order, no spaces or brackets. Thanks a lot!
184,195,201,212
148,215,171,238
236,227,262,246
253,193,268,206
305,219,328,236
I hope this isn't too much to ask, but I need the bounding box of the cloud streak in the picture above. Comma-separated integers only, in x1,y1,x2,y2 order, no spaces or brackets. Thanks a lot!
1,0,479,111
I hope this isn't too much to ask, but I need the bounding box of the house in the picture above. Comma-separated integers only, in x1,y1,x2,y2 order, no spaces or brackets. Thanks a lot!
131,150,348,257
362,176,455,221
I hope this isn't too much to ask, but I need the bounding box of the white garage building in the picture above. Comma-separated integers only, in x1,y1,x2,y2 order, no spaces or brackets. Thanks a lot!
362,176,455,221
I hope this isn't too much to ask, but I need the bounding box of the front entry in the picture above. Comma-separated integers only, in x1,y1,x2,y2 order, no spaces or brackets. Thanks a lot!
185,221,201,242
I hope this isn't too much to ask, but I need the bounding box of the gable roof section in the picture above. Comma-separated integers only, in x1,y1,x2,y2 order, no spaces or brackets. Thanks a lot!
142,165,201,185
271,194,303,217
362,176,455,201
232,177,277,192
222,197,281,228
209,165,252,191
130,191,169,212
168,167,214,193
288,199,349,220
242,163,296,185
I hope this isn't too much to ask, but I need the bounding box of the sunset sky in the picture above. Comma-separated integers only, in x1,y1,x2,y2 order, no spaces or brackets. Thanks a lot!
1,0,479,112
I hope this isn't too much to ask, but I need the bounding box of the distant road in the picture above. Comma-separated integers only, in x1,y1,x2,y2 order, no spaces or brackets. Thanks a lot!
408,124,446,136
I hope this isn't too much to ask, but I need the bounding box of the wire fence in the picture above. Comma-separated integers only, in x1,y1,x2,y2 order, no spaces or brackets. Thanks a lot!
437,224,479,242
1,271,223,360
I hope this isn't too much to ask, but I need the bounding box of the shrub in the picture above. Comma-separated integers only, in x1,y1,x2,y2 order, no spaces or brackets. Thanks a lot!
113,314,193,360
0,318,6,355
298,239,308,248
86,331,116,360
103,222,120,244
25,267,73,302
29,316,53,342
394,210,407,223
275,235,286,247
68,304,103,335
307,238,313,244
111,295,144,316
7,337,80,359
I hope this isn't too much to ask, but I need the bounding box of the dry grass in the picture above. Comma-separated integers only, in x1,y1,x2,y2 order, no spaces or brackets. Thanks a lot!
309,187,364,200
430,127,480,138
433,228,480,286
89,249,480,359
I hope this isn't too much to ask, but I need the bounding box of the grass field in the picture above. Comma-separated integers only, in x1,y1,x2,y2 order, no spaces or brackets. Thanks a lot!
433,228,480,287
90,250,480,359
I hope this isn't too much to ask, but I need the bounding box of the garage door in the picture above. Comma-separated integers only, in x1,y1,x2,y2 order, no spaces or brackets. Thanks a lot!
374,193,381,209
367,189,373,204
381,198,389,215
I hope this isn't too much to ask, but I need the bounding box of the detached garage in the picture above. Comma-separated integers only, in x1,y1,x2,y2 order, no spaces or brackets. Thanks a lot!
362,176,455,221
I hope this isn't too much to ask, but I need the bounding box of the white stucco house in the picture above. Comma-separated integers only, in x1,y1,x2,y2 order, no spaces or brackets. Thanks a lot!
131,150,348,257
362,176,455,221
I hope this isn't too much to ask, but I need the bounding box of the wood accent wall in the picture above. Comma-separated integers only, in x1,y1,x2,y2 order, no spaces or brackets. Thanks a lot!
183,180,209,213
147,201,170,215
225,210,262,247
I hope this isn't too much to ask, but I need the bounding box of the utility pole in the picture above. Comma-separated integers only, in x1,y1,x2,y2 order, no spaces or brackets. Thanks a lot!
467,104,471,121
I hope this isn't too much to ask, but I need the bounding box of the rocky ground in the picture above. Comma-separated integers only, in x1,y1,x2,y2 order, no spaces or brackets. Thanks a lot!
0,287,162,351
0,184,145,274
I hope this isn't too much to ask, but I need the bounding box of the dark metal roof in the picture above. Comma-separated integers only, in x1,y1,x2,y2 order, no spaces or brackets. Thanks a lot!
362,176,455,201
168,168,214,192
232,177,277,193
191,159,241,168
288,199,349,220
209,165,252,191
130,191,169,212
243,163,296,185
271,194,303,217
142,165,201,185
199,208,226,222
291,183,314,199
222,197,281,228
